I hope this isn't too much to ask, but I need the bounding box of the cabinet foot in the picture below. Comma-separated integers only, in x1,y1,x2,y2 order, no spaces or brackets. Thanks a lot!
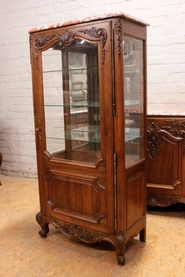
116,233,126,266
117,254,125,266
140,228,146,242
36,211,49,238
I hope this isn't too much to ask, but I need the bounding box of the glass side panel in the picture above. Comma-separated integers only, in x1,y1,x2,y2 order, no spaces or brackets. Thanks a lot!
42,39,100,162
123,36,144,168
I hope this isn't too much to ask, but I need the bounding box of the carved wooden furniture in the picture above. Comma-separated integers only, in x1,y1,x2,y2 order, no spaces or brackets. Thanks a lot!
147,115,185,206
29,13,148,265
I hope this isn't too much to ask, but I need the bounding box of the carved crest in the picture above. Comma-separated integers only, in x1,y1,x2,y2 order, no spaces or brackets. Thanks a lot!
60,30,76,46
34,31,75,68
34,27,108,67
78,27,107,64
35,30,75,49
79,27,107,47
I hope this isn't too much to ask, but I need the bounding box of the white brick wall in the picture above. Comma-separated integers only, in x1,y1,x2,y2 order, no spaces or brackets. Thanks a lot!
0,0,185,177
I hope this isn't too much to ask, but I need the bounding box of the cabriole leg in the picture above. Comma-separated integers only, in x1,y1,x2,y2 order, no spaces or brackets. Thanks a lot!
139,228,146,242
36,211,49,238
116,233,126,266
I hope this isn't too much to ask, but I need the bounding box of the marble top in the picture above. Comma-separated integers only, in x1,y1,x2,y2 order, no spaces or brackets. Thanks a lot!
28,12,149,34
148,110,185,116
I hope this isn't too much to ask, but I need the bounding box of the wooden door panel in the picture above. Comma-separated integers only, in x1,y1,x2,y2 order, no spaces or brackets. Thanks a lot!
45,170,107,225
147,121,183,192
126,170,145,228
147,138,182,189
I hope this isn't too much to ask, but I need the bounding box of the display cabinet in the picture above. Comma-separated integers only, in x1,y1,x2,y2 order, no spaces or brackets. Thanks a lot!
29,13,148,265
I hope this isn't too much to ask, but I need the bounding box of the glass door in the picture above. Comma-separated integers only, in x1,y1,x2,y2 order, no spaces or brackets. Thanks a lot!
42,38,100,163
31,22,115,236
123,36,145,167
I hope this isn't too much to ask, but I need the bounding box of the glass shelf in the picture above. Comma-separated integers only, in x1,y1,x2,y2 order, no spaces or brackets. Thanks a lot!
125,100,140,106
46,125,100,144
44,102,100,108
124,68,139,74
42,66,98,74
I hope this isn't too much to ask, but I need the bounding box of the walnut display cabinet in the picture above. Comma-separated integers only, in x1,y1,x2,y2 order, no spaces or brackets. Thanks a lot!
29,13,148,265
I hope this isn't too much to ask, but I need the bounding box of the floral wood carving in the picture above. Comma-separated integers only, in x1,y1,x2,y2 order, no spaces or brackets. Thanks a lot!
78,27,107,64
147,193,180,207
35,31,75,49
35,34,56,49
34,27,107,67
165,119,185,128
59,30,76,46
34,31,75,68
147,121,184,159
147,122,162,160
34,34,56,68
114,20,122,55
53,220,104,243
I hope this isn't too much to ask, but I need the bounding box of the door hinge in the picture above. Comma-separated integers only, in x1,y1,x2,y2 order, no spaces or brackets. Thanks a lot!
35,112,41,145
112,28,116,115
113,152,117,230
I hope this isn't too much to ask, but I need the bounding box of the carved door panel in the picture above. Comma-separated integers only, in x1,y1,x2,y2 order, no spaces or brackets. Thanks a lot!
31,22,115,235
147,119,184,206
